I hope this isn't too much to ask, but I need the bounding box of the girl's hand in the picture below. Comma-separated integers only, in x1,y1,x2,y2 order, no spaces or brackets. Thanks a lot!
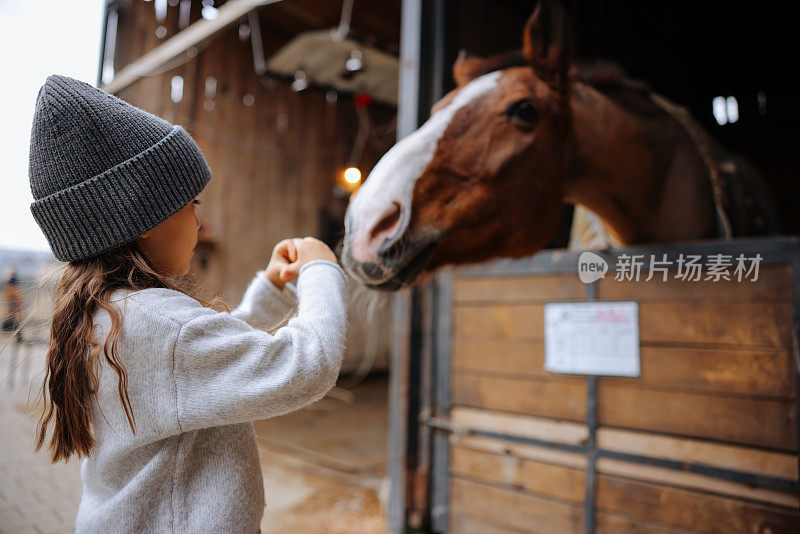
264,239,298,290
264,237,338,290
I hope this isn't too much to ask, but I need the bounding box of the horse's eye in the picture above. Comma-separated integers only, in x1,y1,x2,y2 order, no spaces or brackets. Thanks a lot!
506,99,539,128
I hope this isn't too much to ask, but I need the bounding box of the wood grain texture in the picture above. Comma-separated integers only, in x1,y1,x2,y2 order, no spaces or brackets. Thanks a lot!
597,265,793,301
452,372,587,421
596,474,800,533
454,304,544,340
453,337,795,397
454,300,793,348
597,457,798,508
450,445,586,503
596,511,697,534
445,255,798,531
597,384,797,450
453,433,588,469
453,274,586,304
637,300,793,348
597,428,798,481
450,477,584,533
450,407,589,446
450,514,526,533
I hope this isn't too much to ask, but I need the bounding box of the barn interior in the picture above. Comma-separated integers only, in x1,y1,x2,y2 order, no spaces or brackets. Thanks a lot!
101,0,403,531
39,0,798,532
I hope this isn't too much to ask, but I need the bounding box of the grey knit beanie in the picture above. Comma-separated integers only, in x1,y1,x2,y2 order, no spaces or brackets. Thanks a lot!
28,74,211,262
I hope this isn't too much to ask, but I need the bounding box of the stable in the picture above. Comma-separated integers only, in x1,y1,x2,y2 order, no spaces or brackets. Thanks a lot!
386,1,800,533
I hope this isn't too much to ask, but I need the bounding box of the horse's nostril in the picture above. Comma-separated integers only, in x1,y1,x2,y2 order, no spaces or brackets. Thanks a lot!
369,202,402,243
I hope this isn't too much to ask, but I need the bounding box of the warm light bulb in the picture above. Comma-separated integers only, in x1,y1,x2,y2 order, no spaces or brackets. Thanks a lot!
344,167,361,184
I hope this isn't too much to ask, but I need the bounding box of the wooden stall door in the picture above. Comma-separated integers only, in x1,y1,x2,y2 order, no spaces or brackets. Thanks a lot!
439,241,800,534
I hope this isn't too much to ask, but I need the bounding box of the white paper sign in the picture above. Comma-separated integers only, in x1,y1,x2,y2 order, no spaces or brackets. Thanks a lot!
544,301,640,376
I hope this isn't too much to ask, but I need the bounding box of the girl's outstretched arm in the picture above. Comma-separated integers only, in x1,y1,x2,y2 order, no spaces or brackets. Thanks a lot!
230,270,298,330
170,260,349,432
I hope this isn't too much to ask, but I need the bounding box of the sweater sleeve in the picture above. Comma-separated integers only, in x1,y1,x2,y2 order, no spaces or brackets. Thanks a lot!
171,260,349,432
230,270,298,330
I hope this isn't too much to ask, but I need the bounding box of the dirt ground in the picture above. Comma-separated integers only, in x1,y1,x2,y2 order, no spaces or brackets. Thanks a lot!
257,375,389,534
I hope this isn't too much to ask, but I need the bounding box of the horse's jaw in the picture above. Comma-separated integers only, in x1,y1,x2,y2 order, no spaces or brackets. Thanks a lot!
341,234,441,291
363,240,440,291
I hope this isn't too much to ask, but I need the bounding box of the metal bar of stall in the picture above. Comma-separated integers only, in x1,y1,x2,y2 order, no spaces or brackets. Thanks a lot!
431,270,454,532
418,424,800,494
411,1,448,530
387,292,412,534
584,281,599,534
387,1,424,532
791,257,800,501
96,3,110,87
409,280,435,529
397,0,423,140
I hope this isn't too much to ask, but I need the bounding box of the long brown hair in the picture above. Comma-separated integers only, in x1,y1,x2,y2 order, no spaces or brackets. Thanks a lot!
35,241,228,463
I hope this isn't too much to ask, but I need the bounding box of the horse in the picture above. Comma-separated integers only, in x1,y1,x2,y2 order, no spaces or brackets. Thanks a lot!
340,0,778,291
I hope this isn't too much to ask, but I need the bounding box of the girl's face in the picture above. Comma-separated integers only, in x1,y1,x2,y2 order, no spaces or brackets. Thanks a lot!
136,198,201,277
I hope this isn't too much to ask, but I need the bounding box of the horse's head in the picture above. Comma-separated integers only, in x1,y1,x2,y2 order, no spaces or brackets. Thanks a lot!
342,0,574,290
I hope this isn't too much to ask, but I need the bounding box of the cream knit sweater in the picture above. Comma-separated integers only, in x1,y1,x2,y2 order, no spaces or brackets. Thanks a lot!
74,259,349,533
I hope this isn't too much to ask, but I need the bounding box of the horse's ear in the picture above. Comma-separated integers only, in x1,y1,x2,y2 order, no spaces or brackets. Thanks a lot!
453,49,484,86
523,0,574,92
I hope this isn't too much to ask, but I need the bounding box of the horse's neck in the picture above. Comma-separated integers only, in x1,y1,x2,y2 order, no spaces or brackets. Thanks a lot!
563,83,716,244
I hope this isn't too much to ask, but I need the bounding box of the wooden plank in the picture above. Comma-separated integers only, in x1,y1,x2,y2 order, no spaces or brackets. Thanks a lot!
454,300,793,348
596,265,793,301
450,238,800,280
596,474,800,533
450,477,583,533
598,384,797,450
453,373,587,422
597,428,798,481
453,274,586,304
104,0,283,94
597,457,798,508
454,304,543,340
452,337,545,377
450,514,525,533
453,338,795,397
638,300,794,348
596,511,697,534
453,434,588,470
603,345,796,397
227,36,260,301
450,445,586,503
450,407,589,446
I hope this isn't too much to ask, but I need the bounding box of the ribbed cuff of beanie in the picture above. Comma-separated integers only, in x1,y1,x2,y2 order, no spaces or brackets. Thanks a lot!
30,126,211,262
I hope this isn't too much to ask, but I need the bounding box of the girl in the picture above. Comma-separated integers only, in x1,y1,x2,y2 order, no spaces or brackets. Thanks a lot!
29,75,349,533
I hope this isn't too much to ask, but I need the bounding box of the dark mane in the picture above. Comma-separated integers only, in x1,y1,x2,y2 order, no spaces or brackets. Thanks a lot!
461,49,530,79
568,59,651,93
470,49,651,94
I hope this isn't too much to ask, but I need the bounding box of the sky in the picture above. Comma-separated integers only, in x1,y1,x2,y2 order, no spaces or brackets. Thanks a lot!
0,0,105,252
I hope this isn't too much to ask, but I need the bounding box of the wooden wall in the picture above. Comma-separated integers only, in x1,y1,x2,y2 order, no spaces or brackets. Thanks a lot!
444,256,800,532
109,0,397,300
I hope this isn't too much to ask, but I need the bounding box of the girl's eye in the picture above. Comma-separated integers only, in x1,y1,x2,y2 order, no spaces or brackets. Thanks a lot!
192,199,201,206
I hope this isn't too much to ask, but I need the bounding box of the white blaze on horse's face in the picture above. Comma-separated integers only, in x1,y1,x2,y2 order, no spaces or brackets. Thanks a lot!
346,70,501,267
